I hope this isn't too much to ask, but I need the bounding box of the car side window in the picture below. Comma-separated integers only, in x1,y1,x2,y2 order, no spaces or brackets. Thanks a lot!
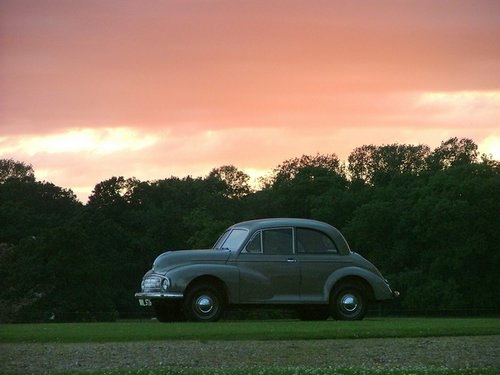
244,231,262,253
263,228,293,255
296,228,338,254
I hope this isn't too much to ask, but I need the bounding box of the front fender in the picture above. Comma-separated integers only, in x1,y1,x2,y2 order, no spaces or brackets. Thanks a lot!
323,266,394,302
166,263,240,303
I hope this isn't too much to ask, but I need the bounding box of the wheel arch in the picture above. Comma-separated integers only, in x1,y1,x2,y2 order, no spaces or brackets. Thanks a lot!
323,266,386,302
185,275,230,305
329,275,375,302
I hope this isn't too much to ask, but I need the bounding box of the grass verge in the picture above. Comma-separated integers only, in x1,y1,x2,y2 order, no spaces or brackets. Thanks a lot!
0,317,499,344
3,368,498,375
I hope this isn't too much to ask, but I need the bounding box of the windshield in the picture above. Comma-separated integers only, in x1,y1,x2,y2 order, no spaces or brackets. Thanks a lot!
213,228,248,251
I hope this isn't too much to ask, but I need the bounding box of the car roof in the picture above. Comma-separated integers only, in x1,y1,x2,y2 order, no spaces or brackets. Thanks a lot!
232,218,328,230
229,218,351,254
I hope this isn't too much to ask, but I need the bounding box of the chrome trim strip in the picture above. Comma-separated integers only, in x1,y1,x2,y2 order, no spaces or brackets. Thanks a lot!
135,292,184,299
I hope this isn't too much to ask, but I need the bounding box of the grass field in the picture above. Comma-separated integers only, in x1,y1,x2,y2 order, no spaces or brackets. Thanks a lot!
1,317,499,344
12,369,496,375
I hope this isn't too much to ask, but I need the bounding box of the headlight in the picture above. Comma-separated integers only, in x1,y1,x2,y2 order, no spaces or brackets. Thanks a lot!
142,275,171,292
142,277,161,290
161,278,171,291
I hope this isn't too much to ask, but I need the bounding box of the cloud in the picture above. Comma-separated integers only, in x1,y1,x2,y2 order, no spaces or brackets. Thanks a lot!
478,136,500,160
0,128,159,156
1,1,499,201
1,89,499,202
2,0,499,135
1,120,498,203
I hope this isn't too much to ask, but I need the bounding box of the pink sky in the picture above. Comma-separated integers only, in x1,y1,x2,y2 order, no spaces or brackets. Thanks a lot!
1,0,499,202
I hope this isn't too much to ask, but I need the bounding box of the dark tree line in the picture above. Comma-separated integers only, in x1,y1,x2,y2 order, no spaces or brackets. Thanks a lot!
0,137,498,322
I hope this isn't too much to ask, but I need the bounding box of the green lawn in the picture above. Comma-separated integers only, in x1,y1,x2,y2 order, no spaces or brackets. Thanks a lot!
4,368,496,375
1,317,499,344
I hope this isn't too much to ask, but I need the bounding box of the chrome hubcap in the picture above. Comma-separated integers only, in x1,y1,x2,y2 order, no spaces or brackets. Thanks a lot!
195,295,214,315
340,293,359,313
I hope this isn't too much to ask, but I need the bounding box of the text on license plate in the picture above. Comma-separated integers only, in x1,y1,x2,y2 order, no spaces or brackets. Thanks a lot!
139,299,152,306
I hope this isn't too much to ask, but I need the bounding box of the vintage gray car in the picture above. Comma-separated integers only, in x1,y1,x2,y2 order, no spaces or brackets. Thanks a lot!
135,218,398,322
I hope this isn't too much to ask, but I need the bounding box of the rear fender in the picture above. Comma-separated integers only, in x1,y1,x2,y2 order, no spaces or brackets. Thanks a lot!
323,266,393,302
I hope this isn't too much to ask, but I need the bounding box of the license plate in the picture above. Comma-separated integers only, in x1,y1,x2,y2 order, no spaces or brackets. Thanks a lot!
138,299,152,307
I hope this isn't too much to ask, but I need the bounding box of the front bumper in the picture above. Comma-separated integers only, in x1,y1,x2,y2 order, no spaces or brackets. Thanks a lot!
135,292,184,307
135,292,184,300
136,272,184,305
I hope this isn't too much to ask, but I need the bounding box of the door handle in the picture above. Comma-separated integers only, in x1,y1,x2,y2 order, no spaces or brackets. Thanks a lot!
287,258,297,263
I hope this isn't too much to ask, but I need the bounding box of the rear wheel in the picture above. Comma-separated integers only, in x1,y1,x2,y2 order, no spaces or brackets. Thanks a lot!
183,284,225,322
330,284,367,321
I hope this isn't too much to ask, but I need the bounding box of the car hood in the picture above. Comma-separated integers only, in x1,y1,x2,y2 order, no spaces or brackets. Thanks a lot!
152,249,231,273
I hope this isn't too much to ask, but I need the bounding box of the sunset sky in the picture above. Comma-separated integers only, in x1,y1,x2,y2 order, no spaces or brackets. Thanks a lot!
1,0,499,202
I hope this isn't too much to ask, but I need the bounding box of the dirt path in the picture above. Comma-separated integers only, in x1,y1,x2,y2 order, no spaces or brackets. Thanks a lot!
1,335,499,373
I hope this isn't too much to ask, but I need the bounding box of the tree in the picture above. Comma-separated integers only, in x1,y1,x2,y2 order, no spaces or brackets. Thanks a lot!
347,144,430,185
0,159,35,183
272,154,344,185
1,141,498,322
0,179,81,245
88,176,141,207
427,137,479,170
260,154,348,220
207,165,252,199
344,160,499,313
0,223,117,322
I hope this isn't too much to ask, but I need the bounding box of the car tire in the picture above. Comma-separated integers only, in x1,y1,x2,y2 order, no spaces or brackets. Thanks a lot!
153,301,185,322
183,284,225,322
297,306,330,321
330,284,367,321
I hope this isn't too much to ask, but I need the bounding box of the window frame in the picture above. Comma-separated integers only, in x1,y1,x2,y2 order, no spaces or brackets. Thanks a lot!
215,228,249,251
295,227,338,255
243,230,263,253
242,227,295,254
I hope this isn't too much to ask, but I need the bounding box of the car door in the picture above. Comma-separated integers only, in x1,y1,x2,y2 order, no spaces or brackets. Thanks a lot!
295,227,350,302
237,227,300,303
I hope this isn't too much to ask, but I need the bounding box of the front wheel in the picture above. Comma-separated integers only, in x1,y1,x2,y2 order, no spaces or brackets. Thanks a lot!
183,284,225,322
330,284,367,321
